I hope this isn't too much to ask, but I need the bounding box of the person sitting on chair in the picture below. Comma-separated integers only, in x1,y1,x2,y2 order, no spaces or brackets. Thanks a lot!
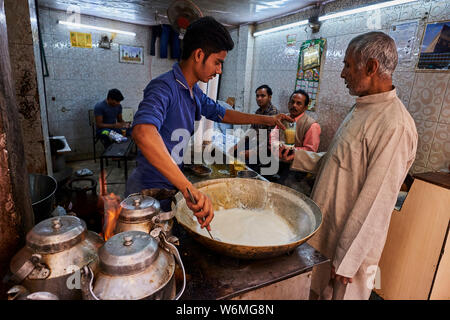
268,89,321,189
94,88,131,147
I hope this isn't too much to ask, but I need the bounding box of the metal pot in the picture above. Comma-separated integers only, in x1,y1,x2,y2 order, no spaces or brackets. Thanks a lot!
173,178,323,259
65,177,102,233
8,216,104,300
29,173,57,223
7,285,59,300
81,230,185,300
115,194,174,237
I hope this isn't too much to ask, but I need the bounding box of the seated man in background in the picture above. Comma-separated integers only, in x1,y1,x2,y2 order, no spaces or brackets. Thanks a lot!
94,88,131,147
270,89,320,152
231,85,279,173
269,89,321,189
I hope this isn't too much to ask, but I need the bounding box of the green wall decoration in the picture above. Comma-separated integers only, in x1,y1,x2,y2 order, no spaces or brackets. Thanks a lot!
295,38,326,111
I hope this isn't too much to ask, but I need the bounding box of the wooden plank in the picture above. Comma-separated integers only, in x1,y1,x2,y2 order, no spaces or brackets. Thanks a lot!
231,271,312,300
430,225,450,300
376,179,450,299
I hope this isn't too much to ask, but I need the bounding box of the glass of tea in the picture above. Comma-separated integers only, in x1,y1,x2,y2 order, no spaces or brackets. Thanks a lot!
284,122,296,145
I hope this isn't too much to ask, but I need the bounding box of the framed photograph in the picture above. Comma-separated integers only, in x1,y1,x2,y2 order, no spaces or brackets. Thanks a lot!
119,45,144,64
417,21,450,70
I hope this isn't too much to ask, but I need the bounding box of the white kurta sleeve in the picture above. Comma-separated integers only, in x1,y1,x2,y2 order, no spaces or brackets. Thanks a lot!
334,122,417,278
290,149,326,174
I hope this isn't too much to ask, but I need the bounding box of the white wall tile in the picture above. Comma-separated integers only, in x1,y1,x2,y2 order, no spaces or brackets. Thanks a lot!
428,0,450,22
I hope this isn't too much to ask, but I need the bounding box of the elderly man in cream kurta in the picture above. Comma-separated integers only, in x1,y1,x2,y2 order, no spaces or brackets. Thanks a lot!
279,32,417,300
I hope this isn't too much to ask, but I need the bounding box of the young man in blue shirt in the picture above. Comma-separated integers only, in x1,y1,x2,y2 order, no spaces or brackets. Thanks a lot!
127,17,292,231
94,89,131,147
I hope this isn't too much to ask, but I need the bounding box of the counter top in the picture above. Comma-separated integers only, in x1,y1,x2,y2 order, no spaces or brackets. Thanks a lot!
174,222,329,300
414,172,450,190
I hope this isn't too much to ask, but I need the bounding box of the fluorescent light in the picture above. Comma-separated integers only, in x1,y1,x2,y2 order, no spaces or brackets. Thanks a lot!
58,20,136,36
252,0,417,37
319,0,417,21
253,19,309,37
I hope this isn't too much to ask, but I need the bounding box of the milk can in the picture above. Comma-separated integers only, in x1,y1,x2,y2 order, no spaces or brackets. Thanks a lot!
114,194,174,236
81,230,185,300
8,216,103,300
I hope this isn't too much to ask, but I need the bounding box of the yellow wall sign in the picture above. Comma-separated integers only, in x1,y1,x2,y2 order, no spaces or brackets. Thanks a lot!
70,31,92,48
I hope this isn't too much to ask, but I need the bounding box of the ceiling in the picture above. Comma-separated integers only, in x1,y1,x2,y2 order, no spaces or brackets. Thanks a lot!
37,0,327,27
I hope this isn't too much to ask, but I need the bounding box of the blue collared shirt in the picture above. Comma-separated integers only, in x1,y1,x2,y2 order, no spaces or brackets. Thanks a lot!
131,62,226,190
93,100,122,135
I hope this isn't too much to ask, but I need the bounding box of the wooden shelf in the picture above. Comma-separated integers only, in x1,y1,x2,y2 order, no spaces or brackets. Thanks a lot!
375,177,450,299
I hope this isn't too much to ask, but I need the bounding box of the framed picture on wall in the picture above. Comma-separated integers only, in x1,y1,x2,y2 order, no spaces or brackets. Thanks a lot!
119,45,144,64
416,20,450,71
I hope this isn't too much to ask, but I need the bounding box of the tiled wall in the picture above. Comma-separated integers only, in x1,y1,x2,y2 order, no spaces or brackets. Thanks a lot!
38,7,177,160
218,0,450,174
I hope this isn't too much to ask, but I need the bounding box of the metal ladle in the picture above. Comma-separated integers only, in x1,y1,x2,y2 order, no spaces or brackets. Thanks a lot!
186,187,218,241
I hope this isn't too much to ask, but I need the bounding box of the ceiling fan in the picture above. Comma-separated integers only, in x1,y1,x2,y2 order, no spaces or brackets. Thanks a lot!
167,0,204,39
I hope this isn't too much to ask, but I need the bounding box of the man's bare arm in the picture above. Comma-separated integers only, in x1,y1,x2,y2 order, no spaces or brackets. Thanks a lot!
132,124,192,192
95,115,127,129
222,109,293,130
132,124,214,229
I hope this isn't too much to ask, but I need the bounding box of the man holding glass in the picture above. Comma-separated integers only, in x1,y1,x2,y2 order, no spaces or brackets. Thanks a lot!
269,89,321,186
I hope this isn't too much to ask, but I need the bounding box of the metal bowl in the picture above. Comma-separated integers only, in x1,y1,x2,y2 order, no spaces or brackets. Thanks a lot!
173,178,322,259
187,164,212,177
237,170,258,179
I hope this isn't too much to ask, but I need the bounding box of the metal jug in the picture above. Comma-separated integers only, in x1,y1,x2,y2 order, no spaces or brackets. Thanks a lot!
81,230,185,300
7,285,59,300
115,194,174,236
8,216,104,300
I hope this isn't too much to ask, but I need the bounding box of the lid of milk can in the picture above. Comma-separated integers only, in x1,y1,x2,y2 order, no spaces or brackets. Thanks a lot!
26,216,86,254
119,195,160,222
98,231,160,276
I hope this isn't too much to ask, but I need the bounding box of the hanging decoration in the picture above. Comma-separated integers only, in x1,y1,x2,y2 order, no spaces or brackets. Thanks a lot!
295,38,326,111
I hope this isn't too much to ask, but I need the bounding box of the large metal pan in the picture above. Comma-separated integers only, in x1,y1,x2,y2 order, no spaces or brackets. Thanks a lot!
173,178,322,259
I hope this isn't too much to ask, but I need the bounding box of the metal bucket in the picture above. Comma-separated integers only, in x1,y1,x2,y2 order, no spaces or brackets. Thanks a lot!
29,174,57,224
173,178,322,259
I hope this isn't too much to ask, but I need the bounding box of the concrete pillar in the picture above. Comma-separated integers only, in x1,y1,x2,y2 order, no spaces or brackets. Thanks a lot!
193,81,208,152
4,0,49,174
236,24,255,115
204,75,219,143
0,0,35,298
193,76,220,148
